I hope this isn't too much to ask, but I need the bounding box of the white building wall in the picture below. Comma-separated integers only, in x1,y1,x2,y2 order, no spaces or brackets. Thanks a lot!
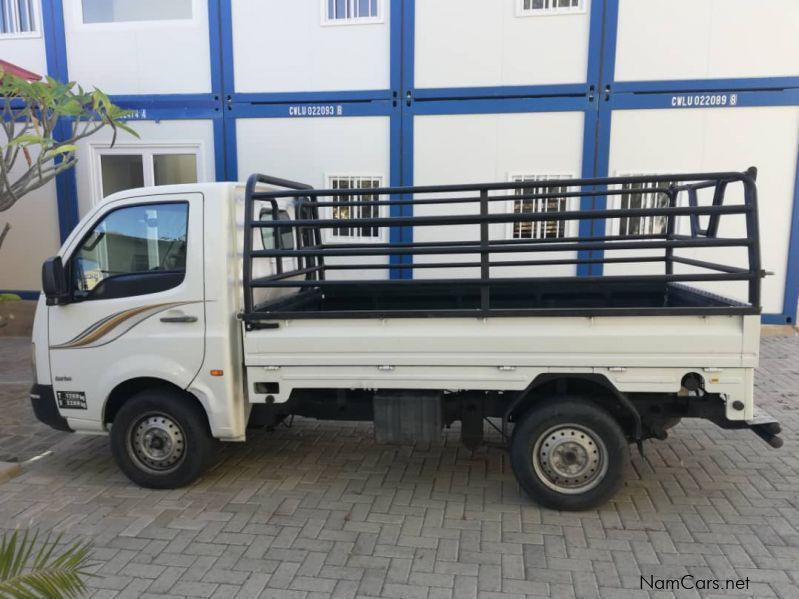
231,0,390,93
413,111,585,278
236,116,392,277
605,105,799,314
0,180,60,291
62,0,212,94
415,0,592,89
615,0,799,82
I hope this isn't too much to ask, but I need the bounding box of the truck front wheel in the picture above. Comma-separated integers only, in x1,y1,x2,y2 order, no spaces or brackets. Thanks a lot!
110,388,213,488
510,399,628,511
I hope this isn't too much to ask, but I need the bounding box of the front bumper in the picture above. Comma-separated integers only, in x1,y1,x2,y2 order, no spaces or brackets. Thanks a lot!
29,384,72,432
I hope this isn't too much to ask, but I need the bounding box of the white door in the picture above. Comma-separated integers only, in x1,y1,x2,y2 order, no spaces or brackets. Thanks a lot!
48,193,205,428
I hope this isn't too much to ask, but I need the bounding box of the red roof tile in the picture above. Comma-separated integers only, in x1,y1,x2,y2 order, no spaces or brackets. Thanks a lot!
0,59,42,81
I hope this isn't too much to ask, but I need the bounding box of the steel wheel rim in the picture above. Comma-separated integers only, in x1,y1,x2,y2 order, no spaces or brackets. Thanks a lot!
127,412,186,474
532,423,608,495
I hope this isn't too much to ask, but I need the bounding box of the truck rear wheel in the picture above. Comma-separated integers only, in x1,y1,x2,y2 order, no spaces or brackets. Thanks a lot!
510,399,628,511
110,388,213,489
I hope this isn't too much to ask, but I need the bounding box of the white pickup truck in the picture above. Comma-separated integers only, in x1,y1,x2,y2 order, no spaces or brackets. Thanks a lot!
30,170,782,510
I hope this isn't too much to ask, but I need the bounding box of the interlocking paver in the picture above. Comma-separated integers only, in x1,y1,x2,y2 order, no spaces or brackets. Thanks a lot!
1,335,799,598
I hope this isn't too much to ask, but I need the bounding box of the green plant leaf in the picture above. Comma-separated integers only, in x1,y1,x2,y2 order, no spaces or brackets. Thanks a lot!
0,530,94,599
7,134,48,147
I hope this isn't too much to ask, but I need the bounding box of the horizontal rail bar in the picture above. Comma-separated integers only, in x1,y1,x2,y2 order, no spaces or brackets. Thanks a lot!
251,272,755,289
253,237,751,258
312,256,667,271
302,233,669,251
300,186,686,208
252,204,749,229
671,256,750,274
250,171,751,199
242,305,758,321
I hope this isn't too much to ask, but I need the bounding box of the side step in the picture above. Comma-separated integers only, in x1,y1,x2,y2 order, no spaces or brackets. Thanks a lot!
373,391,442,445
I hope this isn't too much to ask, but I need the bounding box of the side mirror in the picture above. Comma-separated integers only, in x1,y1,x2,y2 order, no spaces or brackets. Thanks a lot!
42,256,69,306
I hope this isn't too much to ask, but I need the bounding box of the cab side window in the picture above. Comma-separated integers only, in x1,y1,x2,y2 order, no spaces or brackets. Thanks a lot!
259,208,295,251
71,202,189,301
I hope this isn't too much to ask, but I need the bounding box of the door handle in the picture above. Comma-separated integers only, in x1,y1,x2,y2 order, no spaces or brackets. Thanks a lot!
160,315,198,323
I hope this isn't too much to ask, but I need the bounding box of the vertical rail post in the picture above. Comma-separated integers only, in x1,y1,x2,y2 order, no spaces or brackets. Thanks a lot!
664,183,677,276
243,177,255,318
743,167,761,310
480,189,490,312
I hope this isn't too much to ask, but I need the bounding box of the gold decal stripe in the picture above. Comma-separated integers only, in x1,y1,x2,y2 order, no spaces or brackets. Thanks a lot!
50,302,195,349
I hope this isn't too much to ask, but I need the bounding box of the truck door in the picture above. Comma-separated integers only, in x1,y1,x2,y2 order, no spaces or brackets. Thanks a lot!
47,193,205,429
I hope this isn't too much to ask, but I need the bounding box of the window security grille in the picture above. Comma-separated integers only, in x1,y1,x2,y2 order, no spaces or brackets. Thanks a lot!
327,0,379,21
512,175,572,240
0,0,36,35
618,180,673,236
329,176,383,238
520,0,582,15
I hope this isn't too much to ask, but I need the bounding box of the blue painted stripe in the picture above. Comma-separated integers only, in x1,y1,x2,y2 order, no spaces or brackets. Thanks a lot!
585,0,605,93
0,290,39,300
219,0,235,96
588,103,613,277
577,106,598,276
761,314,794,325
230,100,395,118
234,90,392,104
410,96,590,116
388,0,404,279
401,0,415,99
109,94,218,107
212,117,226,181
223,112,238,182
607,88,799,110
413,83,589,101
41,0,79,242
207,0,223,97
613,77,799,95
781,147,799,325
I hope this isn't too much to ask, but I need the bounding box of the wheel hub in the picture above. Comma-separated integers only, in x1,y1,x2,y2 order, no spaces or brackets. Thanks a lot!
532,424,607,494
130,414,185,472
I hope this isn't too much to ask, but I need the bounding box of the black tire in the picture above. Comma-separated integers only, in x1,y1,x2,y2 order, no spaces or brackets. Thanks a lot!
510,399,628,511
110,387,213,489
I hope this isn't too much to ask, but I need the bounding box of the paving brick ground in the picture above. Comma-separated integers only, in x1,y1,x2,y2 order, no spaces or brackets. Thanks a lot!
1,334,798,598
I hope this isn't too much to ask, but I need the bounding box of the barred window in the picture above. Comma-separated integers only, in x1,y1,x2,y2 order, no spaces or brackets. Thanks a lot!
328,175,383,239
0,0,37,36
511,175,572,240
325,0,380,23
618,180,673,236
519,0,583,15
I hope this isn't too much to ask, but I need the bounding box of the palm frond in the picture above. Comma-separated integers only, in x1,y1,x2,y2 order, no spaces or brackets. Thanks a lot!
0,530,94,599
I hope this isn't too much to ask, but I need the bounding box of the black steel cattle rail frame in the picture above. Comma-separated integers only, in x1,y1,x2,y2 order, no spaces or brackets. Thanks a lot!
241,168,762,322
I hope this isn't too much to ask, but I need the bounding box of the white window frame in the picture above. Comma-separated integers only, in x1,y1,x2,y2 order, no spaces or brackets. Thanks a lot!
320,0,383,26
607,173,679,237
516,0,586,18
75,0,198,31
88,142,204,205
506,174,577,241
323,174,386,243
0,0,41,39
